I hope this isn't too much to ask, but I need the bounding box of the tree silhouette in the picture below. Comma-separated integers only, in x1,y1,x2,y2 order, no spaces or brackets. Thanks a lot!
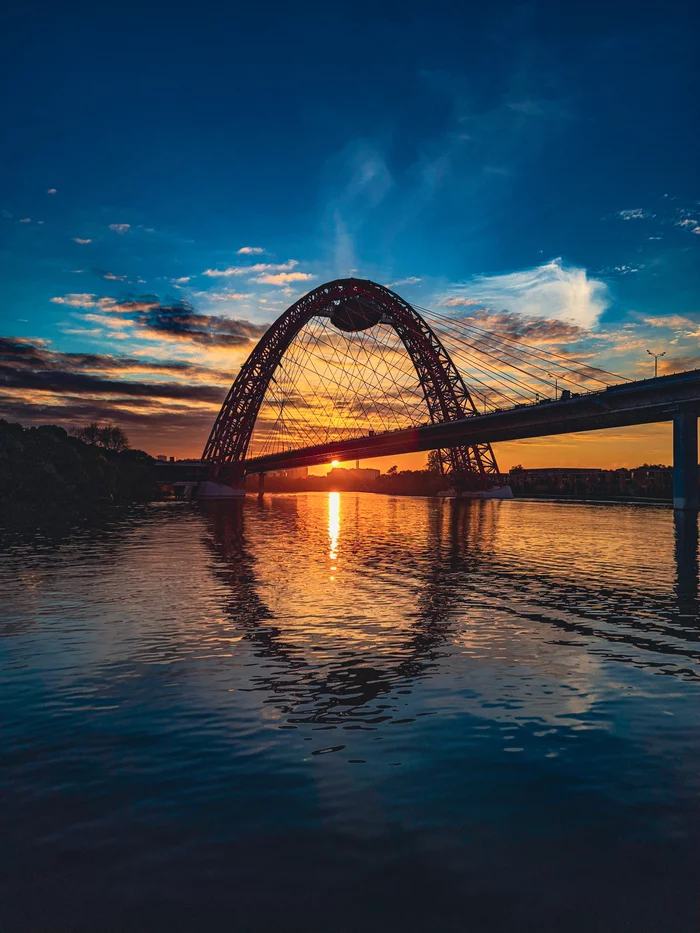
426,450,442,474
73,422,130,452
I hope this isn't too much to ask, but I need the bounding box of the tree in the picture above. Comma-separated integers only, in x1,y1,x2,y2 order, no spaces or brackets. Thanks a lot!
99,424,130,452
510,464,524,473
426,450,443,474
386,464,398,475
72,421,130,452
73,421,102,445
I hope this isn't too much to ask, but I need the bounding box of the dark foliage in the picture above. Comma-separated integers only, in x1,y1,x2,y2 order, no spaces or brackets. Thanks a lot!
0,419,156,527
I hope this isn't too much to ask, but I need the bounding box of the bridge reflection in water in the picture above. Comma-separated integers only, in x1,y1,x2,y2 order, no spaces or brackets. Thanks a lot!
2,494,699,931
201,494,699,733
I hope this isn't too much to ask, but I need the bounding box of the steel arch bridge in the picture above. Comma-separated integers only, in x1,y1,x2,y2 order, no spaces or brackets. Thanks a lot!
202,278,499,486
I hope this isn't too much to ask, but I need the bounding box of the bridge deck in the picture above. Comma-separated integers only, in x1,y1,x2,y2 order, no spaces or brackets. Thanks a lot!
244,369,700,474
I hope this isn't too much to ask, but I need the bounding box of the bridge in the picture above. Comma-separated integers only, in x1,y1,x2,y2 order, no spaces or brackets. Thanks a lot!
199,278,700,510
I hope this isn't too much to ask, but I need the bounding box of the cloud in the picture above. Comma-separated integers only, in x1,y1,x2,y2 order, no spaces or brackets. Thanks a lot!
0,364,224,405
171,276,191,284
103,298,161,314
323,147,394,275
442,259,609,329
132,300,269,348
0,334,233,441
50,291,266,351
202,260,299,277
103,272,127,281
659,356,700,375
108,223,130,234
19,217,31,223
0,336,224,379
0,331,256,454
193,290,253,302
73,237,92,244
50,293,99,308
617,209,654,221
642,314,698,330
237,246,264,254
439,297,480,307
441,307,587,347
253,271,315,285
47,188,57,194
387,277,422,287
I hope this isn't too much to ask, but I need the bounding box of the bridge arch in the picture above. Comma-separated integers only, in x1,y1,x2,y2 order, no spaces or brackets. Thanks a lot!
202,278,499,482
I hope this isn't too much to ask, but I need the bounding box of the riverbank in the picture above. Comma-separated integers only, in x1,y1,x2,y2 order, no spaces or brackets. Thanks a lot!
0,420,156,528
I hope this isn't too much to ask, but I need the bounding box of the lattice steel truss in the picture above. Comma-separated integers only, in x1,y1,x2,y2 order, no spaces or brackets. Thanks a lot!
202,278,499,483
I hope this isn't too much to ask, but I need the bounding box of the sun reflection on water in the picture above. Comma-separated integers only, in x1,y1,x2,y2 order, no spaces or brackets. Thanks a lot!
328,491,340,579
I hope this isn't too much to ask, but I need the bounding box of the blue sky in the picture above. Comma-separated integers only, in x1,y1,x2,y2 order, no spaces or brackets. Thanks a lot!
1,0,698,464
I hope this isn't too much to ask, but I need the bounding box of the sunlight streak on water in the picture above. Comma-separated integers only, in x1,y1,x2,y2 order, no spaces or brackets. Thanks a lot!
328,490,340,579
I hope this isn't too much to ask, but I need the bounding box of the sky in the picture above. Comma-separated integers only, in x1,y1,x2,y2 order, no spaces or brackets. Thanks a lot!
1,0,699,471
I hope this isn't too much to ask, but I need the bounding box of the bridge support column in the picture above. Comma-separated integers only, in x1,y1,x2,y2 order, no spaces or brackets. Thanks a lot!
673,411,698,511
257,472,265,497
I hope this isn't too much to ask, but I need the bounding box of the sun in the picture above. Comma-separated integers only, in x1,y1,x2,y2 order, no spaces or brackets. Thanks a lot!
331,460,340,467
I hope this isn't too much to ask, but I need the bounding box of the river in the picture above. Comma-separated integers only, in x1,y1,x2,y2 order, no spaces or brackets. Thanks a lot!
1,494,699,931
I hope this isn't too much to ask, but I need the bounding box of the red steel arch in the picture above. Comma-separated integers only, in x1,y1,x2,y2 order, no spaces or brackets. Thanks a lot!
202,278,499,483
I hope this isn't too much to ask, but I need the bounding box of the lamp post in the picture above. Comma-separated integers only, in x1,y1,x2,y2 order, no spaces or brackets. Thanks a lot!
647,349,666,378
548,372,558,401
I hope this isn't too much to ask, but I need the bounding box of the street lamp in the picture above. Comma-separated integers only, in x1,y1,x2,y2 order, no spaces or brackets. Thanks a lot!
548,372,558,400
647,349,666,378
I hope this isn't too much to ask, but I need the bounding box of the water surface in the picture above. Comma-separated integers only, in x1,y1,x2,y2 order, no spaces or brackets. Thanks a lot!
2,494,699,931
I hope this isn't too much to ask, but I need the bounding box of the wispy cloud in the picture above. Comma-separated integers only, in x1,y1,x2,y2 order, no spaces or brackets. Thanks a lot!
253,271,315,286
237,246,264,254
192,290,253,302
439,296,480,307
441,259,609,329
323,147,394,275
387,277,422,287
202,260,299,278
50,293,99,308
73,237,92,245
616,208,655,221
108,223,130,234
47,188,57,195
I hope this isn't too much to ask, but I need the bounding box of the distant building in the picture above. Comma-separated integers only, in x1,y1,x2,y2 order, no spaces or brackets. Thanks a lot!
268,466,308,479
328,467,380,483
156,454,167,461
508,466,673,499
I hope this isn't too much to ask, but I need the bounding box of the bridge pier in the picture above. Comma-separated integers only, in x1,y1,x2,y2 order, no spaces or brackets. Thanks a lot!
673,411,699,511
257,472,265,497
